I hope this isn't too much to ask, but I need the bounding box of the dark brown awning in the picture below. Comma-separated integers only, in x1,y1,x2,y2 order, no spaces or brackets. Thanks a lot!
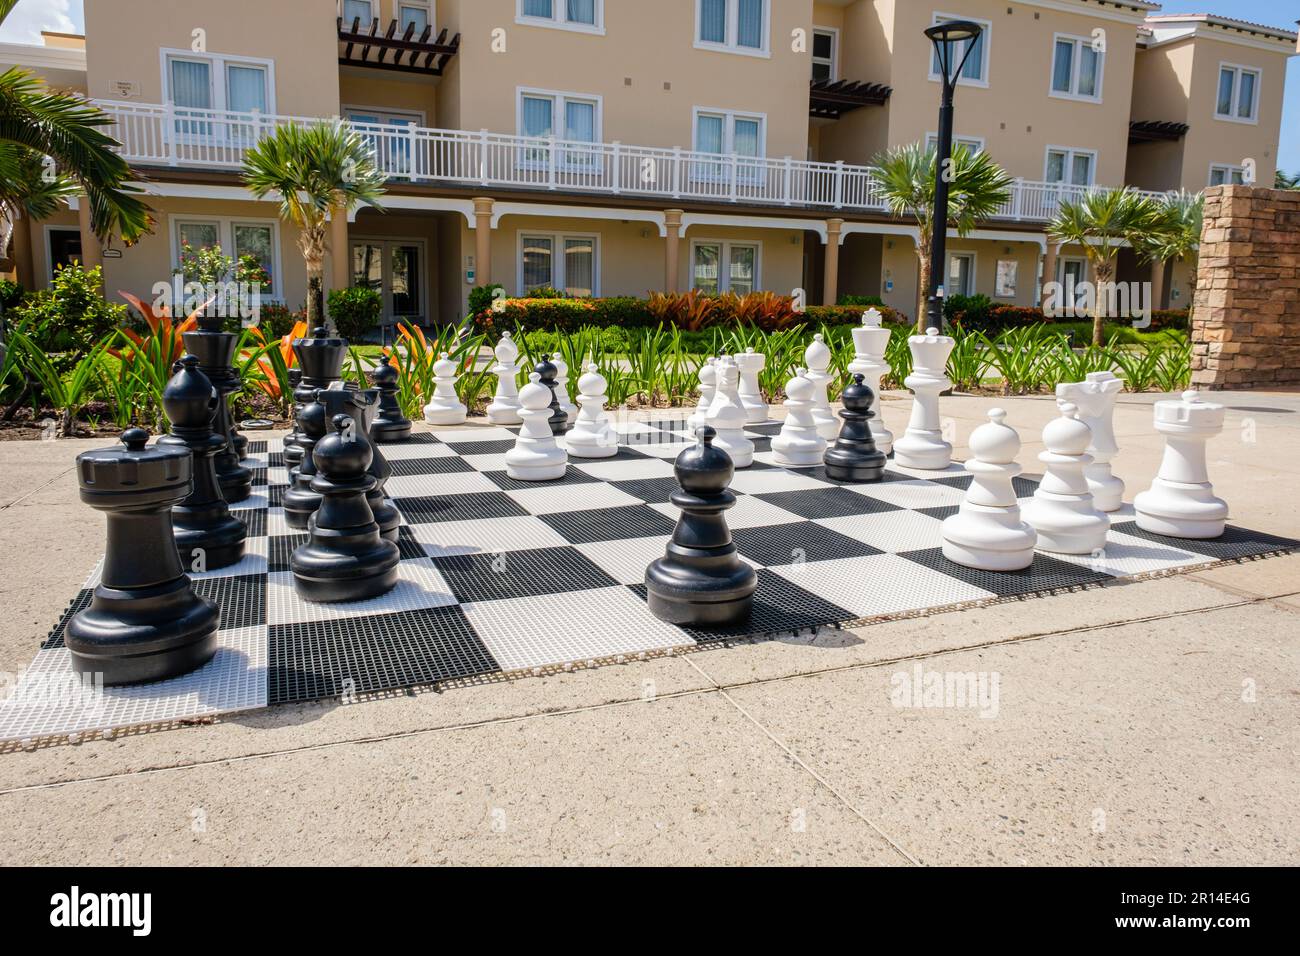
1129,120,1189,144
337,17,460,76
809,79,892,119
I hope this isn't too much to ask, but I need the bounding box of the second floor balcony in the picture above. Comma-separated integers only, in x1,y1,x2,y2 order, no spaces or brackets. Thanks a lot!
99,100,1162,225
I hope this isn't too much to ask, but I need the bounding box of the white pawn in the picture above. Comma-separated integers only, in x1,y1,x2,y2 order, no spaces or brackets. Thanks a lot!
705,357,754,468
567,363,618,459
1022,401,1109,554
423,351,467,426
893,327,955,470
688,358,718,430
552,355,576,423
485,332,522,425
1134,390,1229,539
942,409,1037,571
1057,371,1123,511
735,347,769,424
848,308,893,455
804,333,838,441
771,369,826,467
505,373,567,481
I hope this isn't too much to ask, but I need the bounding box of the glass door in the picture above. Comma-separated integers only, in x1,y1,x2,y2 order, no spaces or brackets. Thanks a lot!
351,239,425,328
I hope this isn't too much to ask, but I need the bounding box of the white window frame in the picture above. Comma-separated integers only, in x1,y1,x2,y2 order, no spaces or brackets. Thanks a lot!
1208,163,1248,187
694,0,771,59
397,0,435,34
516,87,603,172
689,239,762,294
925,132,985,155
1049,33,1104,103
42,225,82,285
1043,145,1098,187
339,0,376,25
946,251,977,297
691,107,767,185
170,216,284,301
516,0,604,35
927,12,991,89
811,26,839,81
1215,62,1261,125
161,48,276,116
515,230,601,297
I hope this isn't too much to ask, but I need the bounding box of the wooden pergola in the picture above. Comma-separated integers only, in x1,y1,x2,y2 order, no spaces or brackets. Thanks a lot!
1128,120,1190,145
337,16,461,76
809,79,892,120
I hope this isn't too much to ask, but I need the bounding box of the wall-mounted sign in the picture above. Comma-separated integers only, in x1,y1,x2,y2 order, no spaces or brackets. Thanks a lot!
996,260,1018,298
111,80,139,98
102,248,123,259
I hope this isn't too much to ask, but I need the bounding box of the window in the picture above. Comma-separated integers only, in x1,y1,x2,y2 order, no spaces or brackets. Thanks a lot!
346,106,423,176
947,252,975,297
1216,64,1260,123
517,0,602,33
44,227,82,283
173,217,281,298
692,240,760,294
925,133,984,155
1209,164,1247,187
164,49,274,140
400,1,431,33
518,232,598,297
811,28,837,81
1045,147,1095,187
342,0,374,25
517,88,600,169
696,0,768,56
929,14,989,86
351,238,426,322
1050,34,1103,101
692,108,764,182
1058,257,1088,308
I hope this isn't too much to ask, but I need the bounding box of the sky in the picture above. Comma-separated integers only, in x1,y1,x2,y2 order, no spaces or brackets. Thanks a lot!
0,0,1296,173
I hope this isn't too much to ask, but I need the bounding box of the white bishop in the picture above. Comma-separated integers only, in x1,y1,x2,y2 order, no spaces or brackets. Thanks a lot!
847,308,893,454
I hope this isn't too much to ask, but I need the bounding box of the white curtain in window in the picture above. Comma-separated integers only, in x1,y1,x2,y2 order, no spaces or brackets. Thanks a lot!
1052,40,1073,92
1045,151,1066,183
737,0,762,49
523,237,553,289
343,0,373,24
170,59,211,109
729,246,755,295
226,65,266,114
564,100,595,142
522,96,553,137
733,118,759,156
1217,70,1234,115
1071,153,1092,186
567,0,595,25
696,115,723,153
564,238,594,297
1237,71,1255,117
401,5,429,32
178,221,219,252
1077,46,1099,97
700,0,725,43
693,244,720,293
961,32,984,79
523,0,553,17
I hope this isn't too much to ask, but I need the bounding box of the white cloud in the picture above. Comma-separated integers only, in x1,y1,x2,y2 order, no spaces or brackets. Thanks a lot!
0,0,82,45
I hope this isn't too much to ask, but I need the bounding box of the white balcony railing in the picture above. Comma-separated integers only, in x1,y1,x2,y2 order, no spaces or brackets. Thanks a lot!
97,100,1159,223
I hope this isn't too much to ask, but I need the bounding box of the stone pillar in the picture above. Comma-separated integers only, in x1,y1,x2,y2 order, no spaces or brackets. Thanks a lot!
473,197,494,288
1039,242,1058,308
664,208,683,293
1149,259,1166,313
76,201,102,271
329,210,350,292
7,214,34,286
823,218,844,306
1192,185,1300,390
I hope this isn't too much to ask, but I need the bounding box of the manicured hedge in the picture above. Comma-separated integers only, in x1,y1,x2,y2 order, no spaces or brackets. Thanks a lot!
950,303,1190,334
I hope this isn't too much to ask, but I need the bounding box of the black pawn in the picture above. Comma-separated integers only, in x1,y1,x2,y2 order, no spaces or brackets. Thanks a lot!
535,354,570,435
281,395,328,529
367,358,412,443
645,425,756,627
182,319,251,502
282,367,305,463
291,414,400,603
286,327,346,468
824,373,887,482
159,355,248,570
318,387,399,543
65,428,220,684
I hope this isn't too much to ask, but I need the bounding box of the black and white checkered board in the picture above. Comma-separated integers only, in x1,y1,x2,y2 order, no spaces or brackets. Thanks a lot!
2,421,1296,744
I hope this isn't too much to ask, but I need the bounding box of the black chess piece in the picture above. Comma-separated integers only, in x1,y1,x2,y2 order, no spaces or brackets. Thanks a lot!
823,374,887,482
645,425,756,627
159,355,248,570
367,357,412,443
281,393,329,529
535,354,570,435
183,317,251,502
291,414,401,602
282,367,305,463
64,428,220,684
286,327,346,468
317,387,399,543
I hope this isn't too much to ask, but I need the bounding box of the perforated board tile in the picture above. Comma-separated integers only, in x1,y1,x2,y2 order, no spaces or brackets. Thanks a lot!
409,514,570,557
394,491,529,525
610,476,683,504
386,455,476,477
576,534,675,585
460,585,694,672
378,441,459,460
268,532,311,572
539,503,679,545
266,558,457,626
1109,521,1300,561
433,426,520,443
432,546,618,603
754,487,903,521
733,521,884,566
190,538,269,580
898,547,1114,596
481,465,602,492
505,481,645,515
770,553,996,619
461,453,509,472
227,490,269,512
849,479,969,510
383,470,502,499
1051,531,1216,578
728,468,837,495
435,439,516,457
570,456,676,481
815,509,948,554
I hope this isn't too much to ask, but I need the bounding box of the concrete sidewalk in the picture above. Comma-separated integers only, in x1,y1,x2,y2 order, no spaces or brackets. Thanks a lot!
0,391,1296,865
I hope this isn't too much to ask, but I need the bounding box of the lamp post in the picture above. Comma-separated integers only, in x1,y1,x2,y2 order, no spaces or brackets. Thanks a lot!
923,20,983,332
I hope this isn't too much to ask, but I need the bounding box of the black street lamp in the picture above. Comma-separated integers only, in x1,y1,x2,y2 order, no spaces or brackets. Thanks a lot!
923,20,983,332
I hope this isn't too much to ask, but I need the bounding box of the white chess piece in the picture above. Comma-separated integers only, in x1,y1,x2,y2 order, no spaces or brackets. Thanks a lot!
804,333,838,441
1134,390,1229,539
505,373,568,481
485,332,522,425
848,308,893,455
942,409,1037,571
771,369,826,467
705,357,754,468
1057,371,1124,511
567,363,619,459
735,347,769,424
422,351,467,426
1022,401,1110,554
892,327,955,470
552,355,576,423
688,358,718,431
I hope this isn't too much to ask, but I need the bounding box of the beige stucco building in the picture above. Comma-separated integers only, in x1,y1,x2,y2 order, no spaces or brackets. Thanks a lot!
1,0,1295,325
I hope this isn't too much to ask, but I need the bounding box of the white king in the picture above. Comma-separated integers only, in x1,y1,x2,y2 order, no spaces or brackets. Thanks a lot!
847,308,893,455
892,327,955,470
1134,390,1229,539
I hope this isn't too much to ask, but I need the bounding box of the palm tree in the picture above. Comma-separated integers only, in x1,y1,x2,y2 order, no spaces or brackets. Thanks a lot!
241,121,386,330
1048,187,1164,346
1136,190,1203,327
873,141,1014,330
1275,169,1300,190
0,0,151,262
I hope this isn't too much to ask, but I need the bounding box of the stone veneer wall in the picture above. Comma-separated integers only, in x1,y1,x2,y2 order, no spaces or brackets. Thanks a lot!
1192,185,1300,390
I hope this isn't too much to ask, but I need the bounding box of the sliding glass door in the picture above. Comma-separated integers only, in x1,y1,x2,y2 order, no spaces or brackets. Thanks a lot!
350,238,426,327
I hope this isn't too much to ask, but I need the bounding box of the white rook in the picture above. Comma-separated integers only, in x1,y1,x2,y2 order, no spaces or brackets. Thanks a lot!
1134,390,1229,539
735,347,769,424
892,327,954,470
847,308,893,455
1057,371,1123,511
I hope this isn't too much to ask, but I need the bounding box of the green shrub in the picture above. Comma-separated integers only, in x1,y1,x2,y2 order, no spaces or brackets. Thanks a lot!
468,283,504,316
327,286,383,341
0,278,25,311
950,304,1191,335
525,285,567,299
255,302,304,339
9,263,127,371
837,294,885,307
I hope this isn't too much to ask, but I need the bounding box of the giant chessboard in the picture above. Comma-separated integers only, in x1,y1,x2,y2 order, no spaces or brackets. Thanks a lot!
2,418,1296,744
